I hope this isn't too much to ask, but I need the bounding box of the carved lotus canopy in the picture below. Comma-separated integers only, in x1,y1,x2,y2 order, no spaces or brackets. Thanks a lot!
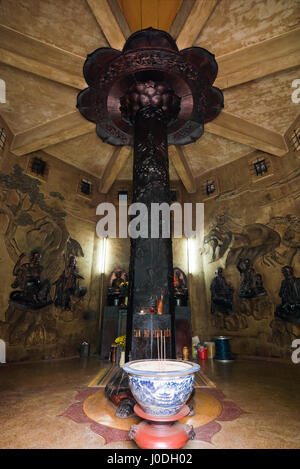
77,28,223,147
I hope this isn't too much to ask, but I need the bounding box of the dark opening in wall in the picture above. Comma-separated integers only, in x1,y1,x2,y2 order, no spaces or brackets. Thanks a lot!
31,157,47,177
0,128,7,151
289,128,300,152
170,189,177,201
81,179,92,196
206,180,215,196
254,159,268,176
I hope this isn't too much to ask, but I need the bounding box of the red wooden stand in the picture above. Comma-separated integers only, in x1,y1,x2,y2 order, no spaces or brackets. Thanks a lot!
129,404,195,449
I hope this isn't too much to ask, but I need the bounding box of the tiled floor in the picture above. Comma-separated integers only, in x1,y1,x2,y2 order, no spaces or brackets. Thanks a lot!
0,356,299,449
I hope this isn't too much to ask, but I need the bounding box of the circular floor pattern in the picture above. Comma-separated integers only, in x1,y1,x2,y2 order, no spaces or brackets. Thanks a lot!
83,389,223,431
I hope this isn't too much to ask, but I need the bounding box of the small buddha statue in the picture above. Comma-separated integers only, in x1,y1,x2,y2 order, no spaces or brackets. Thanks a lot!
275,265,300,324
210,267,234,315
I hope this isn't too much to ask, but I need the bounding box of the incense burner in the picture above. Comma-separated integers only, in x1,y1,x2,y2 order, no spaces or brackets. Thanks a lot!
122,359,200,416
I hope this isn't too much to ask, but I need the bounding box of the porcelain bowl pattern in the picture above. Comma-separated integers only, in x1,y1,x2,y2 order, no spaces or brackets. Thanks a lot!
122,359,200,416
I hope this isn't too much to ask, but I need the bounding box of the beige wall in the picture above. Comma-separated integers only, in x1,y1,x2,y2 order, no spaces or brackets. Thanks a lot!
0,118,106,361
186,149,300,358
2,110,299,363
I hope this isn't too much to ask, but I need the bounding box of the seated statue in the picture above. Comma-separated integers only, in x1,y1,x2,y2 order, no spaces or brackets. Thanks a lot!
275,265,300,324
237,258,266,298
210,267,234,315
10,251,51,309
107,269,128,306
53,255,87,310
173,268,188,306
111,270,126,292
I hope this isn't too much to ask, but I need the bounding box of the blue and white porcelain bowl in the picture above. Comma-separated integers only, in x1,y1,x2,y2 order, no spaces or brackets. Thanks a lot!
122,359,200,417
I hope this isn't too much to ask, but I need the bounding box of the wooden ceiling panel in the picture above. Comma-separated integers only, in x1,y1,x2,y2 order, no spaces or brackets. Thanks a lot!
195,0,300,56
118,0,182,32
44,132,114,179
0,63,78,134
223,67,300,135
183,132,253,177
0,0,298,190
0,0,108,57
158,0,183,31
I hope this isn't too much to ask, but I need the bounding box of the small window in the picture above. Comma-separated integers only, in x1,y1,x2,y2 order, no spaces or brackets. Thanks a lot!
31,157,47,177
254,159,268,176
201,177,219,200
248,153,273,183
206,180,215,196
170,189,177,202
289,128,300,152
81,179,92,196
0,128,6,151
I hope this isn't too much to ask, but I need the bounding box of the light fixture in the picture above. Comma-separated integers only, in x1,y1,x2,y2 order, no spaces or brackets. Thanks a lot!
187,237,193,274
100,236,107,274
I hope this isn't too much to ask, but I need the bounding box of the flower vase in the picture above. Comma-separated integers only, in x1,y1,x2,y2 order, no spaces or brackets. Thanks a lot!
119,350,125,367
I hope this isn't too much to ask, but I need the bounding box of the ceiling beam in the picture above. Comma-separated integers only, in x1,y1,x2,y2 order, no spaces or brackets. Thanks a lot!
169,145,196,193
10,111,94,156
100,146,132,193
107,0,131,39
9,106,288,160
176,0,219,50
169,0,196,39
86,0,126,49
0,25,85,89
215,28,300,90
206,111,288,157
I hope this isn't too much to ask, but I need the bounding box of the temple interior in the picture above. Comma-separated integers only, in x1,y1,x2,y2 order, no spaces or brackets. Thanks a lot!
0,0,300,451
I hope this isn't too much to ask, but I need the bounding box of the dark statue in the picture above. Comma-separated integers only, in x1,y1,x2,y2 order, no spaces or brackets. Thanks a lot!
111,271,123,290
107,268,128,306
174,267,188,306
210,267,234,315
237,258,266,298
10,250,52,310
53,256,87,310
105,368,136,419
275,266,300,324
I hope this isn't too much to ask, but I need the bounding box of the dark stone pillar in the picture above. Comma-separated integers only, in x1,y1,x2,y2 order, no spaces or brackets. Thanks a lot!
125,104,176,360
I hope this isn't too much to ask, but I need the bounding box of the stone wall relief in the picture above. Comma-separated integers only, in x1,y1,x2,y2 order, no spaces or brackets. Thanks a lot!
210,266,248,331
203,214,281,268
53,255,87,312
10,250,52,310
269,265,300,349
0,165,89,360
237,258,266,299
205,213,300,347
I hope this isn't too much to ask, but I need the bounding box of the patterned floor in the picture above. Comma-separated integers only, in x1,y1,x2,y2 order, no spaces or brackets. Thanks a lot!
60,386,244,446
